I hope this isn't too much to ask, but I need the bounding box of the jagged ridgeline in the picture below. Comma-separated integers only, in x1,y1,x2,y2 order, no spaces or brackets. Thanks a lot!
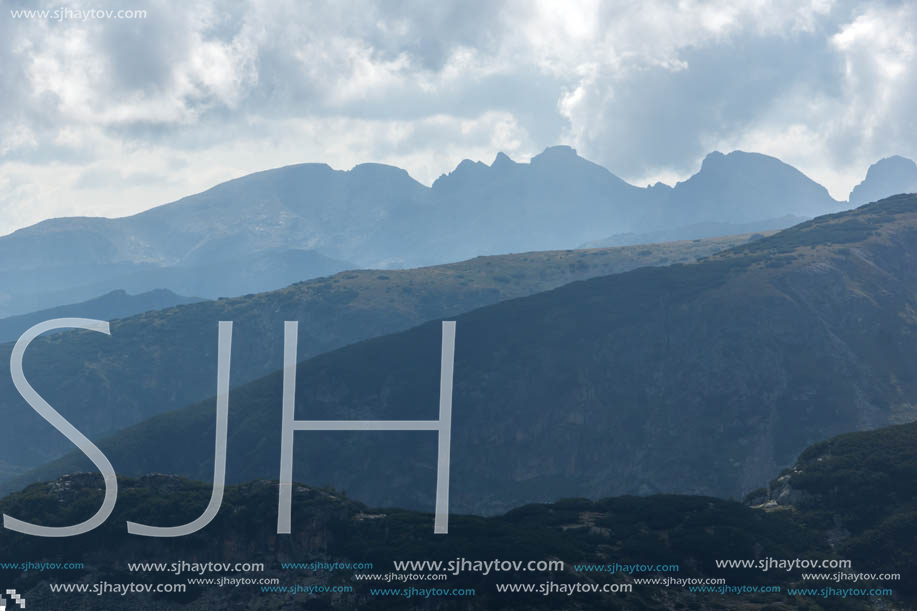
19,194,917,516
5,420,917,609
0,147,844,319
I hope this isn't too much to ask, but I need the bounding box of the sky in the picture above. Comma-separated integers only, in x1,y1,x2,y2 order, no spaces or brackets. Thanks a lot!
0,0,915,236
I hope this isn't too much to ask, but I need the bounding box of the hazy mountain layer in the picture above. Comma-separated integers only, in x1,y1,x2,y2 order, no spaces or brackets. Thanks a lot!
581,214,806,248
849,156,917,206
0,147,842,316
0,289,202,344
25,195,917,516
0,234,756,485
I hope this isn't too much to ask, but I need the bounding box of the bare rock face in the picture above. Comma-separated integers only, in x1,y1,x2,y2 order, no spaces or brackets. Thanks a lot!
850,156,917,206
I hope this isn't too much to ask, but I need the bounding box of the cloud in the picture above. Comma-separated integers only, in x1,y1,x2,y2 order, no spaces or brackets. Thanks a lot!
0,0,915,232
73,168,166,190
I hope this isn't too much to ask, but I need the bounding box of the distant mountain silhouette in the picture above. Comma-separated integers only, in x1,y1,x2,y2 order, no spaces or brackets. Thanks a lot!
427,146,646,259
662,151,838,224
0,289,201,344
2,248,351,317
849,155,917,206
0,147,844,316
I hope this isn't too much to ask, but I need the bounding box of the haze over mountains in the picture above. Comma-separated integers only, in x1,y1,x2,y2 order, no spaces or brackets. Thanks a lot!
0,235,759,484
849,155,917,206
581,215,807,248
0,289,201,344
6,146,913,318
20,195,917,516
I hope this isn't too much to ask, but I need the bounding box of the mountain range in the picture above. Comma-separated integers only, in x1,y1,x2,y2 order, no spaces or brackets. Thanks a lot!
17,194,917,517
0,233,760,484
4,147,912,318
